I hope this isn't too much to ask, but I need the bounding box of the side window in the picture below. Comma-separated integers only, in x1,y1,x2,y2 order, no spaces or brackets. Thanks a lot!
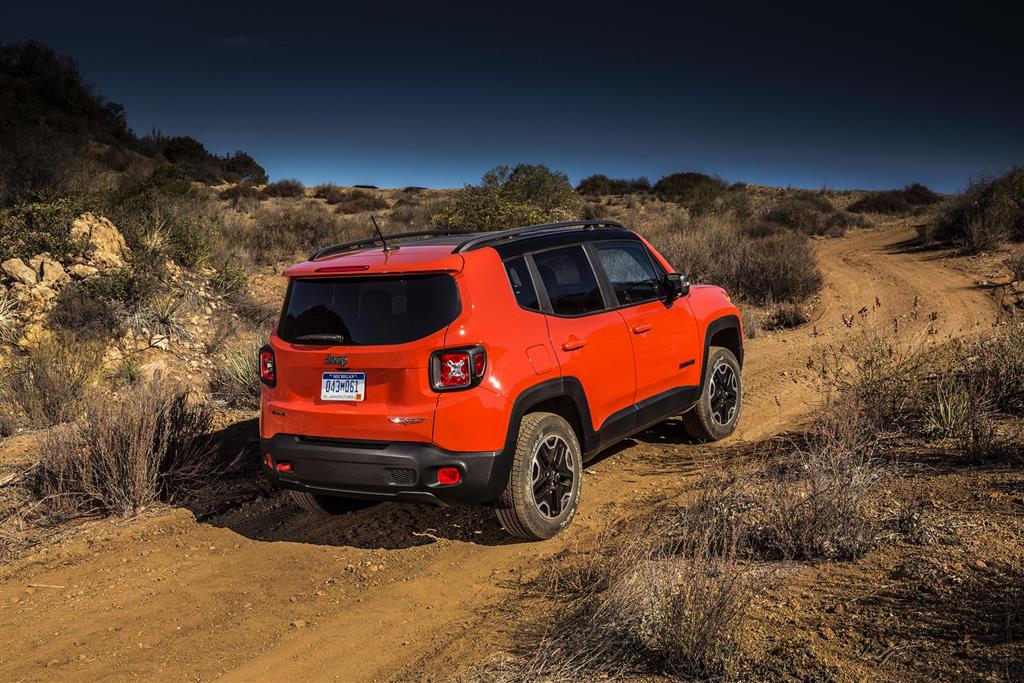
532,246,605,316
594,242,663,305
504,257,539,311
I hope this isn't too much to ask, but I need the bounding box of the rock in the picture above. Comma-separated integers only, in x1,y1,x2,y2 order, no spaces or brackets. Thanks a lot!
68,263,99,279
38,257,70,286
29,285,57,302
152,335,170,351
70,213,130,268
2,258,37,286
820,626,836,640
289,620,306,629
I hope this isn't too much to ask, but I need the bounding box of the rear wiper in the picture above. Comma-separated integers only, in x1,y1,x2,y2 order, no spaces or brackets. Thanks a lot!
293,334,347,344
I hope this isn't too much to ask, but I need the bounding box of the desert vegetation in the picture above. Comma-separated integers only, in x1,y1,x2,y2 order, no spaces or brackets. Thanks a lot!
919,168,1024,252
478,319,1024,681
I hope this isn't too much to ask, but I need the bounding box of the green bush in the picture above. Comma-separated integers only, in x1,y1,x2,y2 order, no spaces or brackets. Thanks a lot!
576,174,651,196
433,164,581,231
262,178,305,198
105,166,217,267
0,194,93,262
848,183,942,215
210,340,262,409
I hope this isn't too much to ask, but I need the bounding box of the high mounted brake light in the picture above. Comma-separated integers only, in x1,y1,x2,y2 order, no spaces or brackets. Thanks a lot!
314,265,370,273
259,344,276,386
430,345,486,391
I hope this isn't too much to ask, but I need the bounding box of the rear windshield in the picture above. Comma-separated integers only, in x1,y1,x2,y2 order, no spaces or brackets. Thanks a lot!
277,274,461,345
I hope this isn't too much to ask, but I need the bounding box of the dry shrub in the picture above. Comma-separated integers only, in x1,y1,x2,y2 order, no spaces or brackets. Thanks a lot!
261,178,305,198
333,190,389,214
763,191,868,236
933,169,1024,251
818,321,1024,458
221,200,366,263
762,302,807,330
210,339,261,409
1,335,103,427
644,213,822,305
479,522,754,682
34,376,215,517
748,406,883,560
1009,252,1024,282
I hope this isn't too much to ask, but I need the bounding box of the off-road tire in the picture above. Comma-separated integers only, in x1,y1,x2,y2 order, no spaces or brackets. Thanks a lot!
683,346,743,442
495,412,582,540
288,489,365,515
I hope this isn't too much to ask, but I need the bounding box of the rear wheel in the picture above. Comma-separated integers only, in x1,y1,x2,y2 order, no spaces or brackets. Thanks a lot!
683,346,742,442
288,489,369,515
495,412,582,540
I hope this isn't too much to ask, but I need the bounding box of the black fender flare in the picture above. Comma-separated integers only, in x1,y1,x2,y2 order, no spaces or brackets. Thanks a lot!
697,314,743,396
478,376,596,503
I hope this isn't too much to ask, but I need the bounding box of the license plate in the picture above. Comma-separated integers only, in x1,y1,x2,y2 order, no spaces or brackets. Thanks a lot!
321,372,365,401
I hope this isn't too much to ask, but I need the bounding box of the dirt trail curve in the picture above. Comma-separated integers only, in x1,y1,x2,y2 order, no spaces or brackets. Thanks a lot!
0,223,1002,682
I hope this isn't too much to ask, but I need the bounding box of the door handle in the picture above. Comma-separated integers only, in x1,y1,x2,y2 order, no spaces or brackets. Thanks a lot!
561,337,586,351
631,323,653,334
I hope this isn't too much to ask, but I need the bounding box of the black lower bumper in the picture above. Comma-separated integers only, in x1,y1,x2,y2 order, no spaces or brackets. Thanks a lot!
260,434,504,506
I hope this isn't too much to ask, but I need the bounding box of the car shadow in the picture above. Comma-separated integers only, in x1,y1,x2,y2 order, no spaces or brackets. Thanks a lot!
187,417,524,550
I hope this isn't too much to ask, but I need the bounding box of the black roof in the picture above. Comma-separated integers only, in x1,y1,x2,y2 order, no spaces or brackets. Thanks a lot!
309,220,629,261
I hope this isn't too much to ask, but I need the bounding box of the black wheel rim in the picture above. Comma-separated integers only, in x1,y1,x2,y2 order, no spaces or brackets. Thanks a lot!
709,361,739,427
530,434,574,519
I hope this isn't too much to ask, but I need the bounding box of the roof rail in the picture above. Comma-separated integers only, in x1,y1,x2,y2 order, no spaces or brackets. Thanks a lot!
309,229,468,261
452,220,626,253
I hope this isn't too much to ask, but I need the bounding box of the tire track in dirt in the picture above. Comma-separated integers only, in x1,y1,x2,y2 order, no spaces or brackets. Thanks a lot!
0,223,1003,682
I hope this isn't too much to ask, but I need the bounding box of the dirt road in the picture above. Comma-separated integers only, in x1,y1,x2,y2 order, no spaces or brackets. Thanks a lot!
0,223,1003,682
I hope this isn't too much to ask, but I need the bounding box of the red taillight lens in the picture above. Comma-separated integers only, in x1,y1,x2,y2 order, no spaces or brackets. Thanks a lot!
264,453,273,468
437,467,461,485
275,462,292,473
259,345,276,386
430,346,486,391
438,352,471,388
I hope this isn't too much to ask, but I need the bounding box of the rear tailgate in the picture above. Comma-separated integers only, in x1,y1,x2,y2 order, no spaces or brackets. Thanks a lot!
260,272,461,443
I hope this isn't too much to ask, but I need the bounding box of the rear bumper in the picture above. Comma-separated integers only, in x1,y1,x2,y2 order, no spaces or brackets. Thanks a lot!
260,434,503,506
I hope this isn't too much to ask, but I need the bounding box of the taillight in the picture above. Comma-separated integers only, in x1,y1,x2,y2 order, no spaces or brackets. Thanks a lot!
437,467,461,485
259,345,276,386
430,345,486,391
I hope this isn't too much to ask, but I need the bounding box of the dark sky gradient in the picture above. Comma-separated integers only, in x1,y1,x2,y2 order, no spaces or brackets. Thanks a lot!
4,1,1022,191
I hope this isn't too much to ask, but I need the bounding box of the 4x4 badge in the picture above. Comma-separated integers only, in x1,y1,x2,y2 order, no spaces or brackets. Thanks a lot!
325,354,348,367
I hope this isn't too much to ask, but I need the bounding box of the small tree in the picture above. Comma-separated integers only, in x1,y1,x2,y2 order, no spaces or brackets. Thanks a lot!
433,163,581,231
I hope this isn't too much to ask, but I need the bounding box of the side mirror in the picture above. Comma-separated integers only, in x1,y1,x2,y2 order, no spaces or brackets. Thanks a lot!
664,272,691,299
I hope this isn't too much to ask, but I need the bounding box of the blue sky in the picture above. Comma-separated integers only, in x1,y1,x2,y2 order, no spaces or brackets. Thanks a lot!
4,1,1022,192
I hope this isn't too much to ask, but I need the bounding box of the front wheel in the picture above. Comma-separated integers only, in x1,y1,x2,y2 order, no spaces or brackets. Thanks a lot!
495,412,582,540
683,346,743,442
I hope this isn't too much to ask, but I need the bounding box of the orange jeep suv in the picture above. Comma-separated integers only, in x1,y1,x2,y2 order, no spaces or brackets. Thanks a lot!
260,221,743,539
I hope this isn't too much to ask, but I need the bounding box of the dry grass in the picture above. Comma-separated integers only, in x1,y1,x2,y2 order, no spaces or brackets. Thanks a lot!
33,375,215,518
761,302,808,330
478,521,755,682
261,178,305,198
0,292,18,344
220,200,367,263
1,335,103,427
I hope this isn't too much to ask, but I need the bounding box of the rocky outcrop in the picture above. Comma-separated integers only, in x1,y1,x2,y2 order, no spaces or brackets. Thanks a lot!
2,258,38,287
70,212,131,268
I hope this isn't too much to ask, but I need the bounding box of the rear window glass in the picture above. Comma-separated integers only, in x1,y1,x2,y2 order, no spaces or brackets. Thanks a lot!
533,246,605,316
277,275,460,345
504,257,540,311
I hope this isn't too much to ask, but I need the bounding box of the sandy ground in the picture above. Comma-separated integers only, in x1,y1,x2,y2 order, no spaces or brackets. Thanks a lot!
0,221,1005,682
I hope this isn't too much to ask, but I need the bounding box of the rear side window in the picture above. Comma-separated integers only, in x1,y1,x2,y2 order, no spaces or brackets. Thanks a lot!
277,275,460,345
504,257,540,311
533,246,605,316
594,242,663,305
